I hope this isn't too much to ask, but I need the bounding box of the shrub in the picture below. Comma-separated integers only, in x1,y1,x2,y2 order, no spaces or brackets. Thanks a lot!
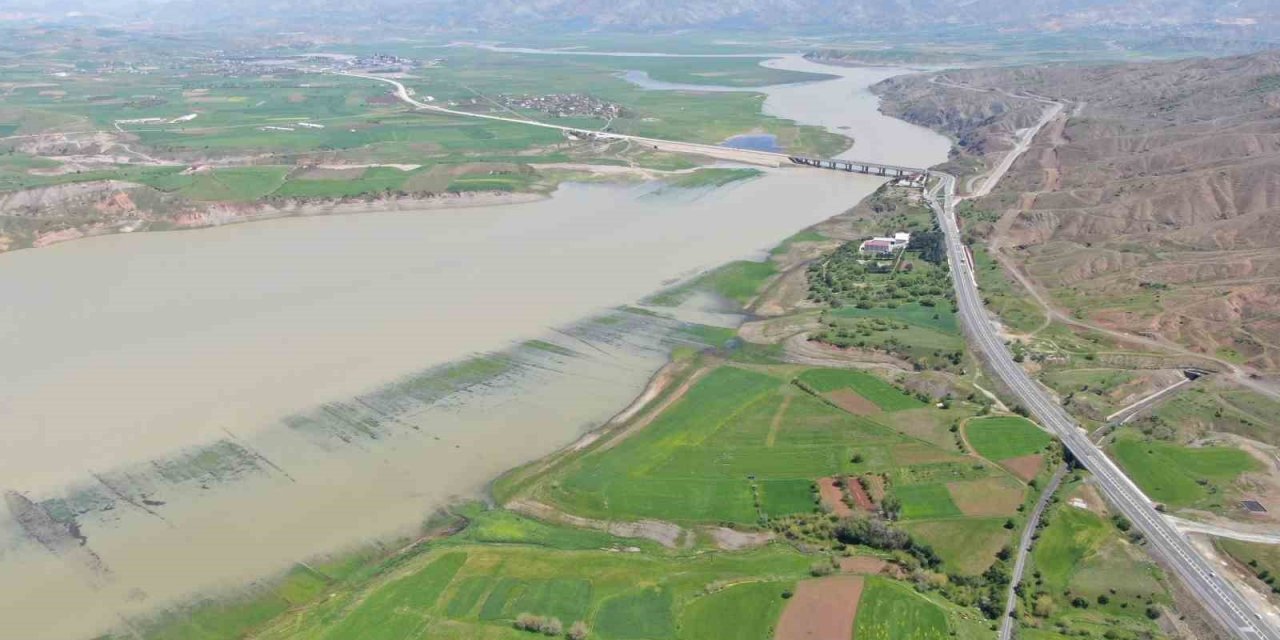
540,618,563,636
810,561,835,577
516,613,545,632
568,621,590,640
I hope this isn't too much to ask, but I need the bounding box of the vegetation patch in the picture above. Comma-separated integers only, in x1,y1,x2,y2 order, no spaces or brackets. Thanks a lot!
1217,539,1280,601
946,476,1026,517
795,369,923,412
903,518,1012,576
596,586,676,639
543,366,919,525
1110,432,1259,508
853,576,951,640
647,260,777,308
964,416,1052,461
677,580,791,640
1025,483,1171,633
894,483,962,520
319,551,466,640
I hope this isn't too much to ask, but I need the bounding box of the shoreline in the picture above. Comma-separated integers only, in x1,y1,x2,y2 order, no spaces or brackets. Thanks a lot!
8,187,550,254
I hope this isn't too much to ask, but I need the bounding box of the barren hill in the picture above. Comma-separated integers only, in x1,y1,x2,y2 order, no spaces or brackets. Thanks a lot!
875,52,1280,373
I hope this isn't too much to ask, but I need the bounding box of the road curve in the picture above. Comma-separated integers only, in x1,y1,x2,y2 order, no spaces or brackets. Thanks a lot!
928,171,1280,640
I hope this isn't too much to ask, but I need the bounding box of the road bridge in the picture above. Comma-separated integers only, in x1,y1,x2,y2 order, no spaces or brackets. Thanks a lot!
346,68,1278,637
787,155,926,180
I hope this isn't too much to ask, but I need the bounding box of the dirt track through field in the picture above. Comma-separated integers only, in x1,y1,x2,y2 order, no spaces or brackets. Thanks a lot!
773,575,865,640
765,394,793,447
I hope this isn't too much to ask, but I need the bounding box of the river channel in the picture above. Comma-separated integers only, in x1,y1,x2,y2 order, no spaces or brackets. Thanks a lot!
0,54,948,639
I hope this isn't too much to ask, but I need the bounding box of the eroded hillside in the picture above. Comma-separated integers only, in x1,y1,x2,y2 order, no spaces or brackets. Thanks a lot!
876,52,1280,374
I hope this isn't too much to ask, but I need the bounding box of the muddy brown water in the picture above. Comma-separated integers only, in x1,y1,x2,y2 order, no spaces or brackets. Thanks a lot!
0,56,948,639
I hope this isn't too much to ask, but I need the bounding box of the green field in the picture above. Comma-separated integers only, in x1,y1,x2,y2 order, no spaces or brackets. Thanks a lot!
244,542,813,640
1217,539,1280,601
1033,504,1112,595
544,366,918,524
794,369,924,411
904,518,1013,575
1110,432,1259,508
894,483,962,519
1028,483,1171,634
965,416,1052,460
677,581,791,640
969,245,1046,334
828,301,958,335
537,364,1004,529
854,577,952,640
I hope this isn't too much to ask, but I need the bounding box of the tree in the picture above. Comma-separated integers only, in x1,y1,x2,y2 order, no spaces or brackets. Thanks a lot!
568,621,590,640
1112,515,1131,532
880,494,902,521
1145,606,1161,620
539,618,563,636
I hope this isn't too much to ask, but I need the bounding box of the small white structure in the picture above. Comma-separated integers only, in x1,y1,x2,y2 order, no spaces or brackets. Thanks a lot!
296,121,325,129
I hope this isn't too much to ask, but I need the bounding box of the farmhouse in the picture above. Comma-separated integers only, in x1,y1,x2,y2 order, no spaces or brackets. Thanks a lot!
858,231,911,255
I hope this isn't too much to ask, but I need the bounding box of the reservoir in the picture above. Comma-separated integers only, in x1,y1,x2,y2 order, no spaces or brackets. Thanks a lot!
0,54,949,639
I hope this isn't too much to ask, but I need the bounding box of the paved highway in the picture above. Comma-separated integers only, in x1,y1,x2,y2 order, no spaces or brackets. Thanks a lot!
927,172,1280,640
352,66,1278,637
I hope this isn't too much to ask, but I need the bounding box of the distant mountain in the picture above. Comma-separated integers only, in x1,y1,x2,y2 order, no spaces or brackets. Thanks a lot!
10,0,1280,32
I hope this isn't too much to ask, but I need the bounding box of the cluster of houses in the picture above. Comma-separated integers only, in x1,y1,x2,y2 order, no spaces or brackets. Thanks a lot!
858,232,911,256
